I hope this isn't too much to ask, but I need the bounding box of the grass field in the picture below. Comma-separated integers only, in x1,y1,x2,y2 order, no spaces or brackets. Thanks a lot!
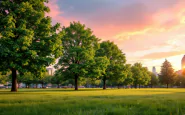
0,88,185,115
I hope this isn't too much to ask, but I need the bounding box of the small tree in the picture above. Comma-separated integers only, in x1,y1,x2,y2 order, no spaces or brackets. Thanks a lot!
131,63,151,88
96,41,126,89
51,71,63,88
0,72,10,85
159,59,175,88
20,72,34,88
38,72,52,88
150,73,158,88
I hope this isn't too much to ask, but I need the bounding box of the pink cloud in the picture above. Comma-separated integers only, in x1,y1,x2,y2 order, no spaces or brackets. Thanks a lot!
46,0,73,26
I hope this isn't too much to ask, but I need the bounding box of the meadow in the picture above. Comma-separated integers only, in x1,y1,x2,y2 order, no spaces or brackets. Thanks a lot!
0,88,185,115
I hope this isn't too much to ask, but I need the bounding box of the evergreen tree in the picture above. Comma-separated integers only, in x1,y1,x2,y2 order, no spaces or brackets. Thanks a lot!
159,59,175,88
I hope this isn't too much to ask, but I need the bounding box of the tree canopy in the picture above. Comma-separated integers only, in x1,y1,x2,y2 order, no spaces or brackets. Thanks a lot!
131,63,151,88
96,40,126,89
0,0,63,91
159,59,176,88
56,22,109,90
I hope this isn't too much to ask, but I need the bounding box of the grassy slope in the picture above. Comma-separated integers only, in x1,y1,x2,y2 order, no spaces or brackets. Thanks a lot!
0,88,185,115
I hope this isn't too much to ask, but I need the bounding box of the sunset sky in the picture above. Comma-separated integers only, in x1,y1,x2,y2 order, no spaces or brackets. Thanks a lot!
47,0,185,72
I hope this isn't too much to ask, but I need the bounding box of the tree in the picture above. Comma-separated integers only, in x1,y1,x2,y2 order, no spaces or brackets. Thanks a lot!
159,59,175,88
38,72,52,88
56,22,108,90
150,73,158,88
0,0,63,91
51,71,63,88
111,65,127,89
84,78,101,88
0,72,10,85
131,63,151,88
96,41,126,89
123,64,133,87
174,69,185,87
19,72,34,88
140,67,151,88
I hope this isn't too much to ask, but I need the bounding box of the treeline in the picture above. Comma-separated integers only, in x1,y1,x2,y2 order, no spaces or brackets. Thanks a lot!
1,58,184,89
0,0,184,92
0,62,153,89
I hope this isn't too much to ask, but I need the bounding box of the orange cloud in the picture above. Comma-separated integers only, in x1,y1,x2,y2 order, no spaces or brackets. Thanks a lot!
141,51,185,60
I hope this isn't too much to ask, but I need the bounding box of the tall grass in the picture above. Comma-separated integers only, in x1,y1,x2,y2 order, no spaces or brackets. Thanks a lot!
0,88,185,115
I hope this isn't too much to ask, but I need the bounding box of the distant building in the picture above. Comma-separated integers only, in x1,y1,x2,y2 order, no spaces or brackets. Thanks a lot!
152,66,158,76
176,55,185,75
46,67,54,76
182,55,185,70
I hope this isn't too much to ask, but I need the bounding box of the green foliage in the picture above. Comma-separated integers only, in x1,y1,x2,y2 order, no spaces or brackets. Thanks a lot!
56,22,108,90
123,64,133,86
0,0,63,91
96,40,126,89
19,72,34,87
84,78,101,87
150,73,159,87
159,59,176,88
131,63,151,88
39,72,52,84
175,69,185,87
0,72,10,84
51,71,63,87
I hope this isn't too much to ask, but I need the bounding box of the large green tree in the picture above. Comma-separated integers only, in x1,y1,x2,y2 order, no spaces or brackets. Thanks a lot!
96,41,126,89
0,0,63,91
56,22,108,90
159,59,176,88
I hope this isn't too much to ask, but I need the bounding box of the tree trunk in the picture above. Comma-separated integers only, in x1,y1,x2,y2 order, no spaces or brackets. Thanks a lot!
117,84,120,89
103,78,106,90
75,75,78,90
151,84,153,88
57,84,60,88
42,83,44,88
135,84,137,89
36,84,38,88
139,84,140,89
11,69,17,92
167,83,168,88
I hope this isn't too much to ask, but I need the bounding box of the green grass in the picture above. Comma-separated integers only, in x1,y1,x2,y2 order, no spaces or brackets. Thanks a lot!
0,88,185,115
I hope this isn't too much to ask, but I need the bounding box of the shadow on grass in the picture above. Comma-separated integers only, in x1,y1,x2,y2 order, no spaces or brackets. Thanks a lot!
0,88,110,94
0,88,184,94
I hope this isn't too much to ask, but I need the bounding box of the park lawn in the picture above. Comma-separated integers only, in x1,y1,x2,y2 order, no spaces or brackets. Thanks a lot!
0,88,185,115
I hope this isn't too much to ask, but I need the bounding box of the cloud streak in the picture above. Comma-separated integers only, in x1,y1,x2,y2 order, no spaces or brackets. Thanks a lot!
47,0,185,70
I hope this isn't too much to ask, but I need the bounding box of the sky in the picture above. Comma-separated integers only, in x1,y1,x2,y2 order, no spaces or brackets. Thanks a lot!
47,0,185,72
